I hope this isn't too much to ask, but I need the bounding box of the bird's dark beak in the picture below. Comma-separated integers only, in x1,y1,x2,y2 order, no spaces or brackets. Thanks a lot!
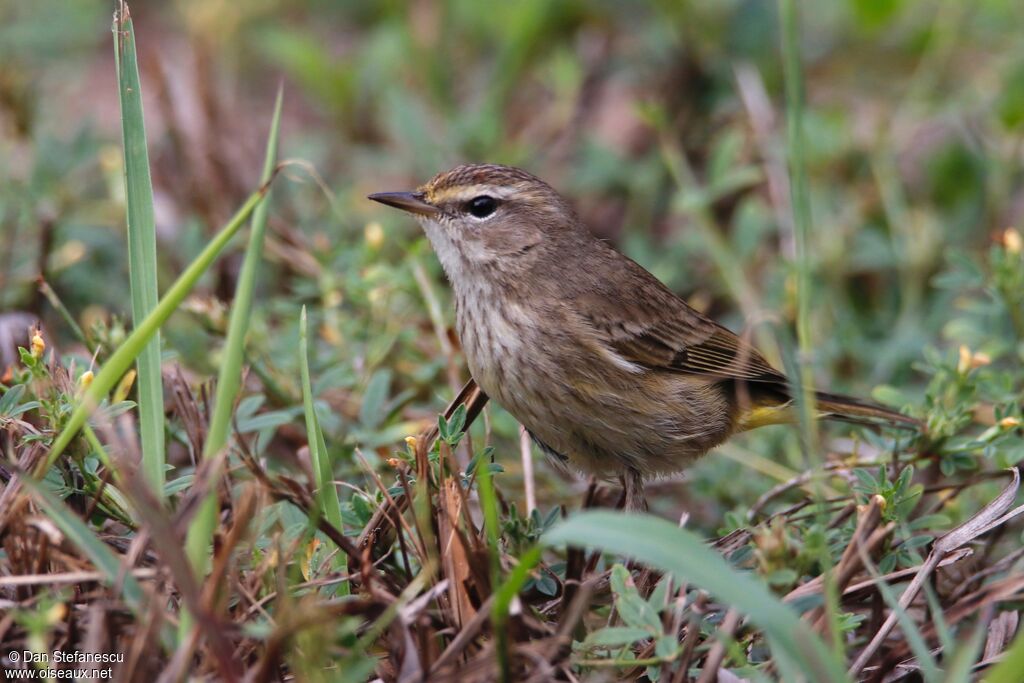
368,191,439,217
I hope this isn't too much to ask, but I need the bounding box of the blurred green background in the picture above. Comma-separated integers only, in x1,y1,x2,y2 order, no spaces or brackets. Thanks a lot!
2,0,1023,527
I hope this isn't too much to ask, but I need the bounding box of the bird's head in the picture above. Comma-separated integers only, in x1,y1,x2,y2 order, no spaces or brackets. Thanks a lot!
369,164,580,280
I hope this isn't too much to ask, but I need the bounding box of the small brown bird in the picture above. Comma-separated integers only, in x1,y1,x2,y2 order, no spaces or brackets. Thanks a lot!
370,164,918,509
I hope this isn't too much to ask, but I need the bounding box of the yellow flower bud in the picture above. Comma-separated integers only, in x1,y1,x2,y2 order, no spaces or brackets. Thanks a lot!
958,345,990,374
44,602,68,624
364,221,385,250
404,436,418,450
79,370,94,390
999,416,1021,429
301,538,320,581
112,369,136,404
1003,227,1022,254
957,345,971,374
30,332,45,360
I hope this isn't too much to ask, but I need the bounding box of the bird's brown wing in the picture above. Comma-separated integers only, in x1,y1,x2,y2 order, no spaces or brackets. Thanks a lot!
605,313,785,382
574,255,786,384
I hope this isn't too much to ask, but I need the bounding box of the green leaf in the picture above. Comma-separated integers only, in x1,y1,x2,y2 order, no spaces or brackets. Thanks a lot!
899,535,933,551
236,407,300,434
583,626,651,648
618,592,663,634
350,493,373,526
163,474,194,497
610,563,631,597
647,575,671,611
99,401,137,420
767,568,799,586
447,403,467,437
534,572,558,597
908,514,951,531
852,468,878,495
0,384,26,414
6,400,41,418
655,634,680,660
235,394,265,419
895,465,914,494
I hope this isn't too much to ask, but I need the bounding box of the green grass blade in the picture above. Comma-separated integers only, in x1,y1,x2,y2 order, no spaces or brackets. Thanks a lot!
114,5,164,495
35,186,270,477
202,86,282,464
543,511,850,682
299,305,347,594
183,87,283,588
18,475,175,650
475,441,501,585
491,544,541,683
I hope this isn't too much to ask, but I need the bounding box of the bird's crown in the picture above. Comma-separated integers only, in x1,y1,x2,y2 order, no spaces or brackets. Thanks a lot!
419,163,558,208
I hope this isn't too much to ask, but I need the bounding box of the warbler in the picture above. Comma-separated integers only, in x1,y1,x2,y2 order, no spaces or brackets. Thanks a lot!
370,164,918,509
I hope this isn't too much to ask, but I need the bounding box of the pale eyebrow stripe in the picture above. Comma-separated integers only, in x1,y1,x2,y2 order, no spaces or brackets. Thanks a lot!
431,184,518,203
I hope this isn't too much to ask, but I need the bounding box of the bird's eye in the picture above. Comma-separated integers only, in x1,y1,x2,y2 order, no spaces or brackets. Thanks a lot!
466,195,498,219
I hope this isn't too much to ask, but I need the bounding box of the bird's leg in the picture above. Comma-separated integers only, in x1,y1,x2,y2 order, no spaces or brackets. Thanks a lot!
623,467,648,513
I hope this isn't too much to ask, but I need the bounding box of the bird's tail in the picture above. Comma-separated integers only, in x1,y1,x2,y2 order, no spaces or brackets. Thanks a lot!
812,390,922,430
736,389,922,432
